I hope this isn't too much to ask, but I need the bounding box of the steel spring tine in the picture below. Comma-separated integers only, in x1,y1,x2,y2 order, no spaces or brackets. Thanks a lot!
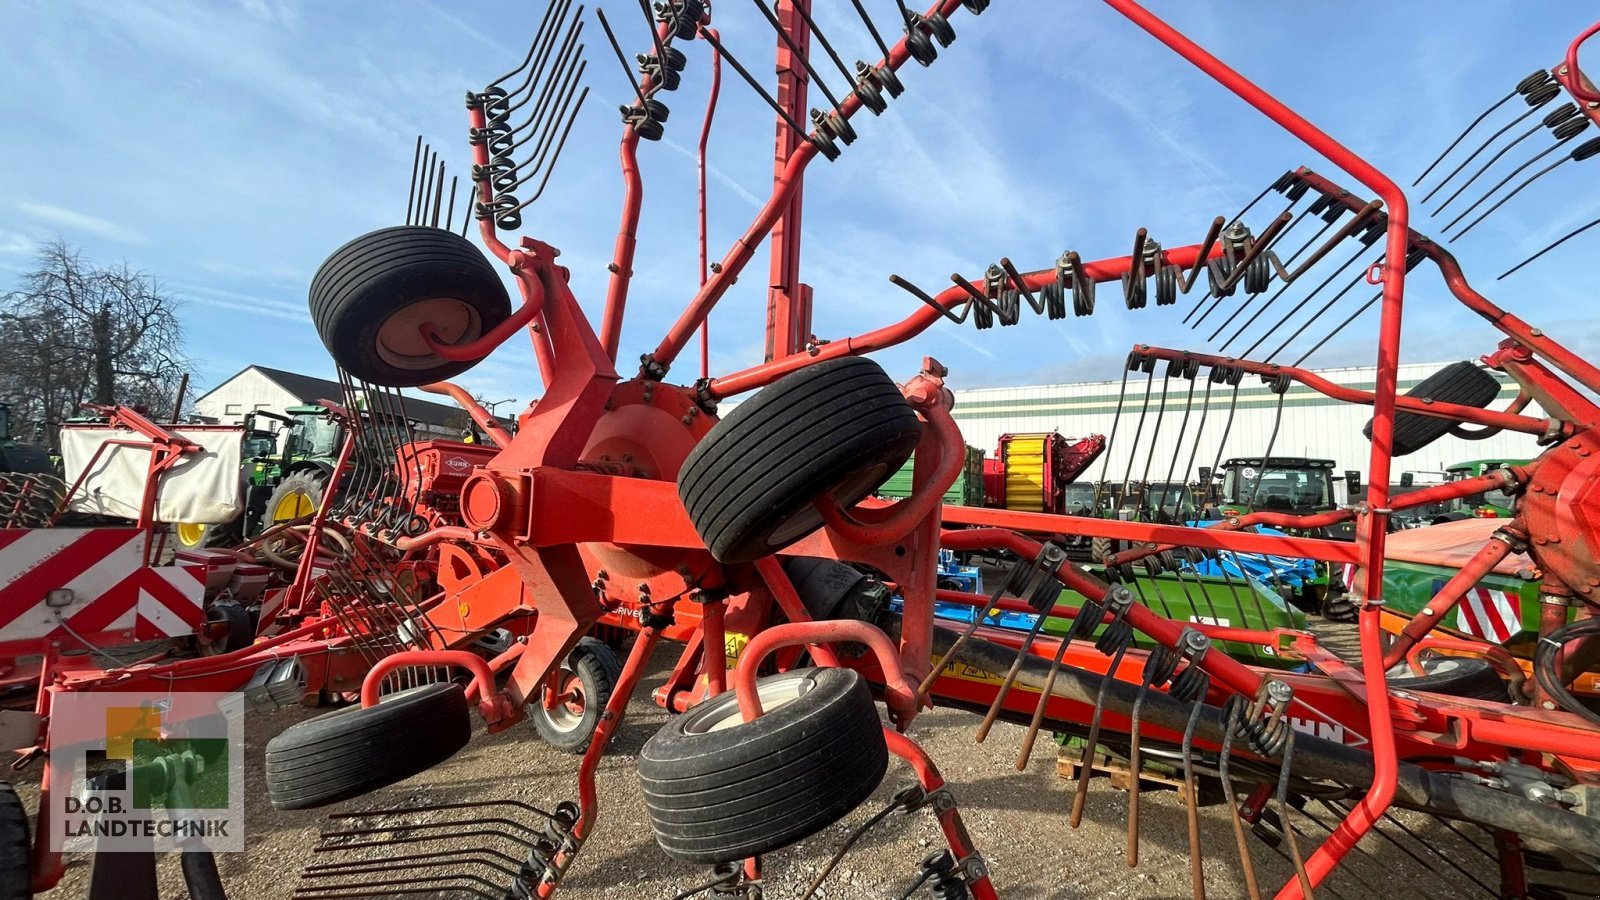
798,789,915,900
634,0,672,87
1125,661,1159,867
700,29,813,144
293,872,502,899
597,7,652,108
1371,808,1499,895
1154,373,1198,522
1499,210,1600,279
1289,289,1381,367
1414,71,1549,185
1451,136,1600,240
504,71,589,197
1445,122,1588,233
1014,628,1073,770
1091,358,1135,511
974,599,1055,742
1274,734,1314,899
304,846,524,875
429,160,446,228
998,257,1043,314
1134,369,1171,515
1239,250,1374,359
404,135,423,224
1420,82,1561,204
892,274,970,324
320,816,542,842
498,6,581,128
1070,640,1129,828
301,854,521,881
1117,366,1157,500
849,0,891,60
1278,199,1380,284
486,0,572,88
788,0,858,86
1322,800,1460,897
502,22,586,145
918,578,1011,701
1180,689,1209,900
1217,229,1369,350
1218,702,1262,900
1211,210,1293,294
1433,102,1579,215
752,0,845,112
1178,216,1226,303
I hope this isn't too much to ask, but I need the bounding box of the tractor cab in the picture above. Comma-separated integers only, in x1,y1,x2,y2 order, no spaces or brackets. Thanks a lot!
0,402,55,476
1213,457,1341,516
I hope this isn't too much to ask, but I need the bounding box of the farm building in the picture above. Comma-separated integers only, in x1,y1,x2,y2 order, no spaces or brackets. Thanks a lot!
948,361,1543,484
193,365,506,441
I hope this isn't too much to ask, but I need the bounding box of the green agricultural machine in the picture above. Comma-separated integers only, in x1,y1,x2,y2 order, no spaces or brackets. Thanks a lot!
176,405,346,549
0,403,54,477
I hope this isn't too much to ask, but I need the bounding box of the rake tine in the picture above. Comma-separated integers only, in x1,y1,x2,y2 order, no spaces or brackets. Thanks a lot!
850,0,891,60
303,847,526,875
1070,641,1129,828
974,605,1053,743
1420,81,1561,204
918,579,1011,701
700,29,813,143
1180,690,1210,900
892,273,971,324
1014,628,1076,770
1179,216,1226,306
752,0,845,112
1275,735,1314,899
1433,102,1580,215
293,872,502,899
1442,120,1588,233
404,135,423,224
1450,135,1600,240
789,0,858,86
597,7,652,108
1413,70,1550,185
1217,711,1262,900
1125,663,1158,867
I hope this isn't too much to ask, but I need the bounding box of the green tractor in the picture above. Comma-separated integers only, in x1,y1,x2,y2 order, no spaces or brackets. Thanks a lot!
1202,456,1362,616
0,403,54,476
176,405,346,549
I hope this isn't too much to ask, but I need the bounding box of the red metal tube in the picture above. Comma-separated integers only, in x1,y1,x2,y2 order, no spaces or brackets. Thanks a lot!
698,30,723,380
733,620,918,725
420,269,546,361
359,650,497,710
754,556,843,670
1565,22,1600,103
1403,636,1528,702
282,426,357,616
705,242,1219,399
1382,534,1517,668
1135,345,1550,436
650,0,968,372
702,596,727,697
813,400,963,545
392,525,479,552
418,381,513,448
1090,7,1412,886
882,728,999,900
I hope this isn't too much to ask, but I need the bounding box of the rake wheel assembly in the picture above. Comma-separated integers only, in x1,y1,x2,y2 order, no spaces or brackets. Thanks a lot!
265,683,473,810
637,668,888,864
309,225,512,387
677,355,922,563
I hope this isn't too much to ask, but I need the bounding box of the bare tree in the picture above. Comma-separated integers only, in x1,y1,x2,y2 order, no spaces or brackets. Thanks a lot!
0,241,191,445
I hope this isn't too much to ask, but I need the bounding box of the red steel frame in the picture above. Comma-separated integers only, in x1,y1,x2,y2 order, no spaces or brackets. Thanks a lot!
279,5,1600,899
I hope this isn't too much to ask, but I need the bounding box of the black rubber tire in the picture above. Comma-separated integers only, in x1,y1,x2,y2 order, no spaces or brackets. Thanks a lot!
1364,362,1502,457
203,600,254,655
677,356,922,564
308,226,512,388
531,638,618,754
637,667,888,863
1090,537,1114,564
0,780,29,900
1381,656,1508,702
263,470,327,527
265,682,472,810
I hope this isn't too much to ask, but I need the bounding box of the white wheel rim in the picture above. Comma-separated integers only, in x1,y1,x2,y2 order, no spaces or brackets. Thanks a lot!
687,671,816,734
375,297,481,370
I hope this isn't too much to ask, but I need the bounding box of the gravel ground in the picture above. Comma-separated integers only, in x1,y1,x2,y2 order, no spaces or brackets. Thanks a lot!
17,638,1530,900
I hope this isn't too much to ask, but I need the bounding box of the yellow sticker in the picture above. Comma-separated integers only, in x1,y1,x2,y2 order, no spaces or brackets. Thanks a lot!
724,632,749,668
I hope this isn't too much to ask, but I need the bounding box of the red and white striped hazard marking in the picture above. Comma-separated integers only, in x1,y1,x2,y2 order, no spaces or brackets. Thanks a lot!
1455,586,1522,644
0,527,203,647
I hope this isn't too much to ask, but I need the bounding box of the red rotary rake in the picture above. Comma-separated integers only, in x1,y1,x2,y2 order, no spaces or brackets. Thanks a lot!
228,3,1600,899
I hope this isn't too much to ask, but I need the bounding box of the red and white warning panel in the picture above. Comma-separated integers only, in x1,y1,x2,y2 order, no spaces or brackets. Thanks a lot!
0,527,204,649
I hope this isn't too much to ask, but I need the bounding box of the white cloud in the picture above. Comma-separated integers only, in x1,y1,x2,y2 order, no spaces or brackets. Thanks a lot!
15,201,147,244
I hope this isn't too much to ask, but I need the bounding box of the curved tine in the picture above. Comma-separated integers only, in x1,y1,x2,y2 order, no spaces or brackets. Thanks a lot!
752,0,845,111
850,0,892,59
1432,113,1558,216
1413,84,1523,186
998,257,1043,313
948,273,1005,317
303,847,526,875
635,0,671,80
891,274,970,324
1441,132,1581,233
1180,216,1226,301
505,15,586,122
292,872,503,899
1499,214,1600,279
404,135,423,224
1420,95,1555,204
489,0,574,87
509,85,590,211
504,58,589,188
500,3,574,106
597,7,650,107
300,853,520,881
505,42,587,159
788,0,857,85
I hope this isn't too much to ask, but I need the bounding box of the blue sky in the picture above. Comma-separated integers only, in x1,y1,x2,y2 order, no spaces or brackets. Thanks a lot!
3,1,1598,411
